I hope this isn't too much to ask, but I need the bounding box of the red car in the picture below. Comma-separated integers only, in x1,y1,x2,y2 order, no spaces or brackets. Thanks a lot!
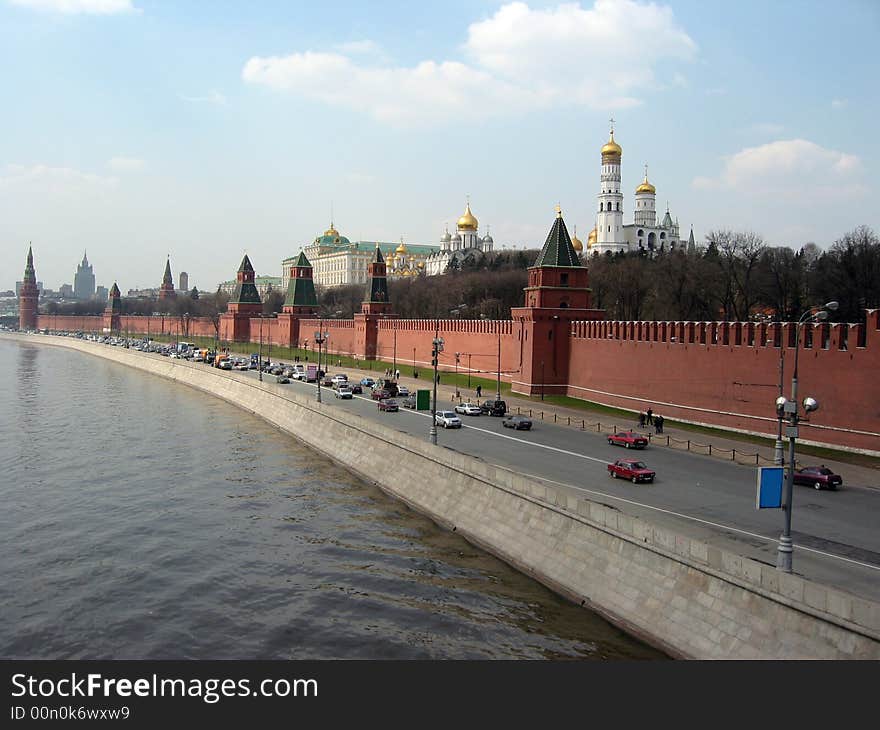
371,388,393,400
378,398,399,412
608,459,655,483
793,466,842,490
607,431,648,449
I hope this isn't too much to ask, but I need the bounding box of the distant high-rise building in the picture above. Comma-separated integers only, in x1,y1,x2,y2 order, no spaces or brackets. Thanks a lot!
74,251,96,300
96,285,109,301
179,271,189,292
59,283,74,298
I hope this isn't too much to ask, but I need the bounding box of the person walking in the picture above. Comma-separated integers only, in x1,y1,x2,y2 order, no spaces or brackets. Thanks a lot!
638,412,646,428
655,415,664,434
646,408,654,426
395,369,400,381
476,384,482,399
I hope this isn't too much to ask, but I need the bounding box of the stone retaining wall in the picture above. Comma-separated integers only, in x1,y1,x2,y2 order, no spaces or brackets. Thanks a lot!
8,333,879,659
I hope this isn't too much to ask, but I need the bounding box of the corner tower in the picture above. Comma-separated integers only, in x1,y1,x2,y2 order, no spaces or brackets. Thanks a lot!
103,282,122,333
19,245,39,330
595,121,625,254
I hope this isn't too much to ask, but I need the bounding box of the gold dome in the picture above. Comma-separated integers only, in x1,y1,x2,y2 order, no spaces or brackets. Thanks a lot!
457,201,478,231
417,262,424,269
571,226,583,252
324,223,339,237
636,166,655,194
395,239,408,254
601,130,622,158
587,227,598,247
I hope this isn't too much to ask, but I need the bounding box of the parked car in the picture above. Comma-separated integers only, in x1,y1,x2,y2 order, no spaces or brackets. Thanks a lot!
793,466,842,490
275,375,290,384
479,399,507,416
218,359,233,370
321,376,333,387
371,388,393,401
396,385,410,397
331,374,349,387
502,414,532,430
402,394,417,409
350,383,363,394
608,459,655,483
435,411,462,428
378,398,399,412
335,386,353,399
454,402,482,416
360,377,375,387
607,431,649,449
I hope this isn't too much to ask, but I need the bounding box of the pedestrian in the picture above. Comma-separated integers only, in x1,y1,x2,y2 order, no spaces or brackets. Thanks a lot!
638,412,646,428
436,372,441,384
656,415,664,434
414,370,419,379
476,384,482,398
646,408,654,426
395,369,400,381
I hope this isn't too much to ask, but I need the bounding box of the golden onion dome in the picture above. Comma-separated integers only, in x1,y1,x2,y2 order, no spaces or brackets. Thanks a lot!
323,222,339,237
395,240,408,254
571,226,583,252
417,262,424,269
601,130,622,158
587,227,598,247
636,167,656,194
457,201,478,231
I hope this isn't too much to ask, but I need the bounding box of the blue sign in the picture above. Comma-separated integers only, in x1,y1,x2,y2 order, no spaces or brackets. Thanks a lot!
756,466,784,509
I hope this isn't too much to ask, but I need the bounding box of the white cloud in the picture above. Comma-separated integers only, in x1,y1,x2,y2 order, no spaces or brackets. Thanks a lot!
693,139,864,199
179,91,227,105
8,0,137,14
108,156,145,171
242,0,697,126
831,98,847,109
0,163,119,189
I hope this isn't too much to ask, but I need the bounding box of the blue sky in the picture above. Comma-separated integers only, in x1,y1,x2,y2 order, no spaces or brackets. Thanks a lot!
1,0,877,291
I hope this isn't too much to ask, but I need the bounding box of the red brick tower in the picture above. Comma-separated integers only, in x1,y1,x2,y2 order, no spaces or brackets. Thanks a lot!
102,282,122,333
19,244,39,330
510,207,604,396
158,257,176,302
219,254,263,342
278,251,319,347
356,244,394,359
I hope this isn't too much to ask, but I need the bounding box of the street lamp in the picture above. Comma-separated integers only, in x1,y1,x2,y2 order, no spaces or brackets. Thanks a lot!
454,352,460,400
775,300,838,573
429,321,444,445
258,315,264,382
314,326,329,403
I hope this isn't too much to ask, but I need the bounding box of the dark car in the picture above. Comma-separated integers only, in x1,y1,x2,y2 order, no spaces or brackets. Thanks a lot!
402,394,417,409
502,414,532,430
608,459,655,483
793,466,843,490
350,383,363,394
480,399,507,416
607,431,649,449
275,375,290,384
378,398,399,412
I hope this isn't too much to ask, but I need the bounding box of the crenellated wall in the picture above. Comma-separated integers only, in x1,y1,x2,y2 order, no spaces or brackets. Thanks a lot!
34,309,880,453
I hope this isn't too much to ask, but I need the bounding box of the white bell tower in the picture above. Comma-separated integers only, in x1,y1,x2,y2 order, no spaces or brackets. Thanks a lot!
595,118,625,254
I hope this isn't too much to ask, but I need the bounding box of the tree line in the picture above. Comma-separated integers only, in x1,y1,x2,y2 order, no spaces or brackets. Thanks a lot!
42,226,878,325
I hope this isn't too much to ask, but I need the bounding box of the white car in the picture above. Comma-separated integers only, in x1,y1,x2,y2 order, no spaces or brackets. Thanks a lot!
397,386,410,397
330,374,349,387
335,386,353,399
435,411,462,429
454,402,482,416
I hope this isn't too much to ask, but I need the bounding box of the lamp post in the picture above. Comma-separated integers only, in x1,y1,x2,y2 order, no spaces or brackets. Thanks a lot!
541,360,545,401
314,325,328,403
413,347,416,377
429,320,444,445
775,300,838,573
454,352,460,400
258,315,263,382
496,327,502,401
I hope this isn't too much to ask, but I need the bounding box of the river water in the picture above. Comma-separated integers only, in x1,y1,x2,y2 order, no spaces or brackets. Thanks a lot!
0,339,664,659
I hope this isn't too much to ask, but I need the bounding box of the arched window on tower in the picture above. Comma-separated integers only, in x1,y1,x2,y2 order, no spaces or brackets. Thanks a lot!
616,202,620,211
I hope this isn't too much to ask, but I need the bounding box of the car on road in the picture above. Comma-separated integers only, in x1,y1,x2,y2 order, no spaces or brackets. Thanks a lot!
402,394,417,409
371,388,393,401
331,374,349,387
350,383,363,394
793,466,842,490
454,402,482,416
360,377,375,387
378,398,399,412
335,386,353,399
607,431,649,449
435,411,462,428
396,385,410,397
608,459,655,483
321,376,333,387
502,414,532,430
275,375,290,384
479,399,507,416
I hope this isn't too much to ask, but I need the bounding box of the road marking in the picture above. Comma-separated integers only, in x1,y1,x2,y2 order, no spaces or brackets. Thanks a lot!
521,471,880,572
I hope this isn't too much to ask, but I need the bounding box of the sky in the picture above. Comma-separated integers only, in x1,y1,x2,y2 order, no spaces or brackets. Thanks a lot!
1,0,878,292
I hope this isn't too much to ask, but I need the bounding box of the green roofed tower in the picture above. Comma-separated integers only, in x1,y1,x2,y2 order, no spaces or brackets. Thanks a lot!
534,206,582,268
362,244,391,314
283,251,318,310
230,254,262,305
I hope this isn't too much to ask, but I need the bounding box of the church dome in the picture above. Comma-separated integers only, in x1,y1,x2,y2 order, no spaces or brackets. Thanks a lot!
571,228,583,252
482,233,494,245
457,201,478,231
587,227,598,248
601,130,622,159
324,223,339,237
636,173,656,195
441,228,452,243
396,240,408,254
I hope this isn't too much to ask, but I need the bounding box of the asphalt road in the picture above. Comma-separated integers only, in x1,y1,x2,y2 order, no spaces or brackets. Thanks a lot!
257,372,880,602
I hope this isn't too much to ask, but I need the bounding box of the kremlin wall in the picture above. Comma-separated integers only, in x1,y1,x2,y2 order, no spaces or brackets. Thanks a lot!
20,208,880,456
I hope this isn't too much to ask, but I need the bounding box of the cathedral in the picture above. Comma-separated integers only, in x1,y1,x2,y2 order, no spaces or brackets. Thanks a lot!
587,123,694,255
424,199,495,275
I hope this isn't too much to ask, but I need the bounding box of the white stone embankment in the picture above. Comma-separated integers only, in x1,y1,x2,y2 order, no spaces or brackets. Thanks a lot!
9,333,880,659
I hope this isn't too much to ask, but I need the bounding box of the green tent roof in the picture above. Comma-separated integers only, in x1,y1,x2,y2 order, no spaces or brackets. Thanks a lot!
534,213,582,268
